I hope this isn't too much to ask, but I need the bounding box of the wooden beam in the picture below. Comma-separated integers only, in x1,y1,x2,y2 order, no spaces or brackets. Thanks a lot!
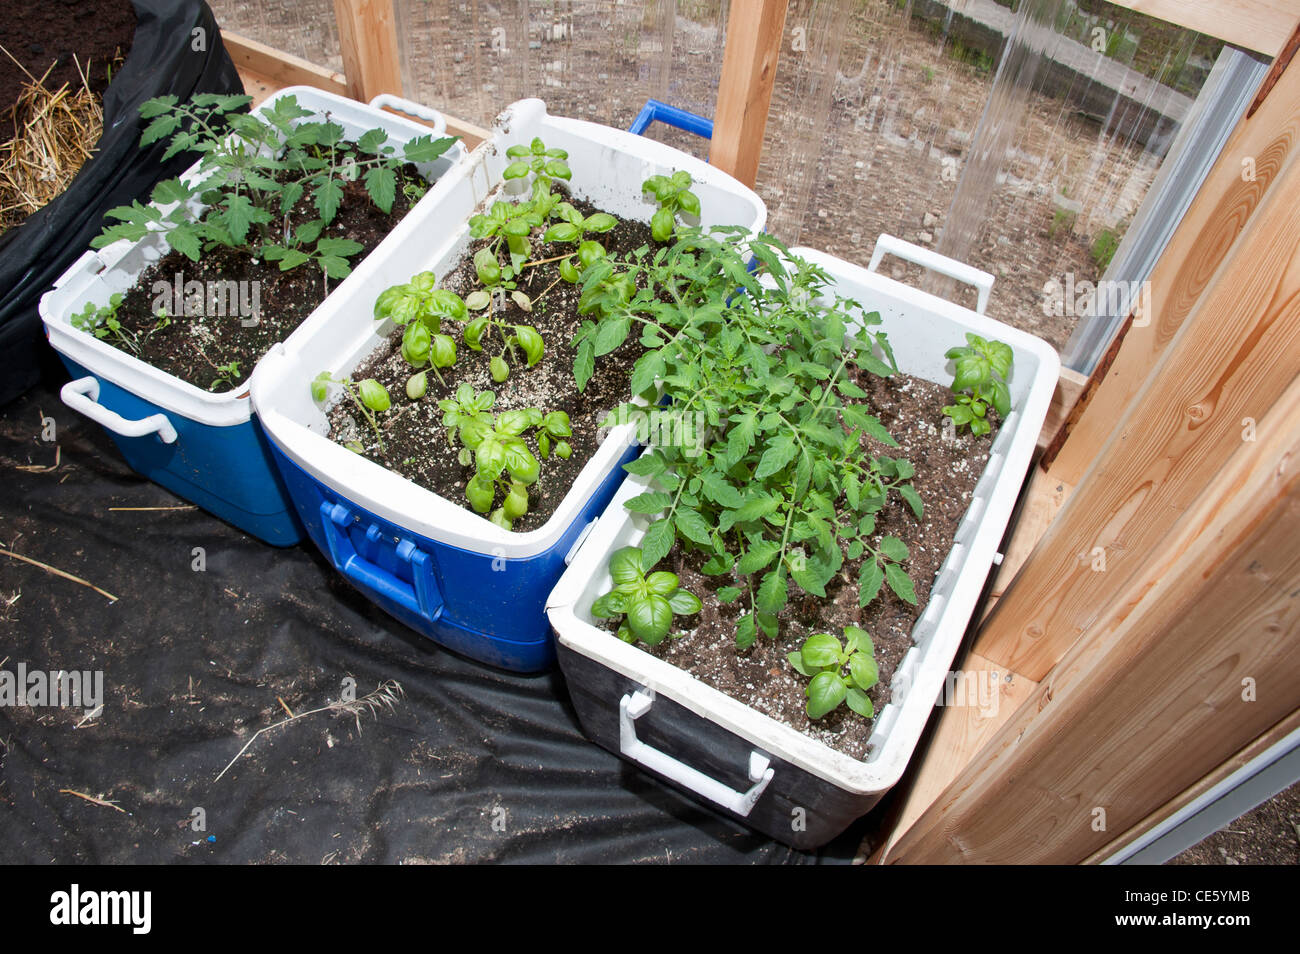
228,31,489,150
976,124,1300,680
1048,27,1299,485
334,0,403,103
982,467,1073,620
1106,0,1295,57
709,0,788,187
1037,367,1087,455
886,373,1300,864
1083,706,1300,864
872,652,1040,862
225,32,348,100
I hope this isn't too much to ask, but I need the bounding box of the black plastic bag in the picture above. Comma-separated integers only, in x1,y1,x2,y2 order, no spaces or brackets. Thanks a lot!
0,0,243,406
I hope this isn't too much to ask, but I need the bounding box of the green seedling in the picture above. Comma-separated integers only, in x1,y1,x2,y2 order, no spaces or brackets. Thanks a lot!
942,333,1013,437
71,293,171,356
463,250,544,383
373,271,464,387
311,371,391,452
788,626,879,720
591,545,702,646
575,231,922,649
641,170,700,241
502,136,572,193
541,201,616,284
437,383,568,529
470,198,547,266
536,410,572,460
94,93,457,283
210,359,241,392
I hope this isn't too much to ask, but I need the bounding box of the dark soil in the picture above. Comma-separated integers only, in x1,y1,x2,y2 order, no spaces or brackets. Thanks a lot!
628,370,995,760
0,0,134,116
1170,781,1300,866
331,196,656,532
108,163,427,392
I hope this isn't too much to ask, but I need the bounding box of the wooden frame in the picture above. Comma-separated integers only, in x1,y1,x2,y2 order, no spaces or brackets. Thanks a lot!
1107,1,1296,57
709,0,789,187
219,1,1300,865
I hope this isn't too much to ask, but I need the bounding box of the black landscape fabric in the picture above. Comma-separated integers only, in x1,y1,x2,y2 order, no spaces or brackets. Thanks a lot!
0,0,243,407
0,381,863,863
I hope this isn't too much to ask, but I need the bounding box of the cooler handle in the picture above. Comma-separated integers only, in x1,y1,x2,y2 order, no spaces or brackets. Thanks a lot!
367,94,448,138
319,501,444,622
619,689,774,817
868,233,994,314
61,377,178,444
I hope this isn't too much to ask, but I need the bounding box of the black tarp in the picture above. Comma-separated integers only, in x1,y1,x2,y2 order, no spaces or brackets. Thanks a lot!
0,381,868,863
0,0,242,407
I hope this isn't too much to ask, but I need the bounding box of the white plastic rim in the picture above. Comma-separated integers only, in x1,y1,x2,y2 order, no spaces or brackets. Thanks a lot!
251,98,767,560
547,242,1059,795
38,86,469,429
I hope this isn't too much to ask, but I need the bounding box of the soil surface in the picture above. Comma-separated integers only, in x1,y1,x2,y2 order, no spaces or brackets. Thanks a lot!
1170,781,1300,866
108,162,426,391
0,0,134,116
624,370,994,760
332,196,656,532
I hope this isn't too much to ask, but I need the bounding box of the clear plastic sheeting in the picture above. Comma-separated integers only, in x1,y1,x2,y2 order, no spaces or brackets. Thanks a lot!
211,0,343,73
205,0,1245,362
756,0,1230,357
393,0,730,160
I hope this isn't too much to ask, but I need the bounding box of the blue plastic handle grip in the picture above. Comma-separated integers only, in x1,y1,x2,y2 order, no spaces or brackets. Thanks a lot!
319,501,444,622
628,99,713,139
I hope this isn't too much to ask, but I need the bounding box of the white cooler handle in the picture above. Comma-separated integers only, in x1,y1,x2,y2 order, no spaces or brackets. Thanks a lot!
61,377,178,444
868,233,994,314
367,94,448,138
619,689,774,817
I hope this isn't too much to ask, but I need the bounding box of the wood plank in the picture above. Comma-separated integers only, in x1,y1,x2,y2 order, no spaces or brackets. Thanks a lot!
225,32,348,99
976,136,1300,680
872,651,1040,862
1083,706,1300,864
442,117,491,151
1037,367,1087,454
709,0,788,187
1049,32,1300,485
333,0,403,103
229,34,489,150
981,467,1073,620
1106,0,1295,57
886,374,1300,864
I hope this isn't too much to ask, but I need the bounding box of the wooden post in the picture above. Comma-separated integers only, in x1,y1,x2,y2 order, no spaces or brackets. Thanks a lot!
885,374,1300,864
1047,28,1300,484
976,123,1300,680
334,0,404,103
710,0,788,187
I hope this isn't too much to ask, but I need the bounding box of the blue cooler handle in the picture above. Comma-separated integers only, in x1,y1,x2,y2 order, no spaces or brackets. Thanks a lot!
319,501,444,621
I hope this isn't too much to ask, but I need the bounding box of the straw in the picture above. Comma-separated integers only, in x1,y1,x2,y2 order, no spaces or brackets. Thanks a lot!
0,46,105,232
